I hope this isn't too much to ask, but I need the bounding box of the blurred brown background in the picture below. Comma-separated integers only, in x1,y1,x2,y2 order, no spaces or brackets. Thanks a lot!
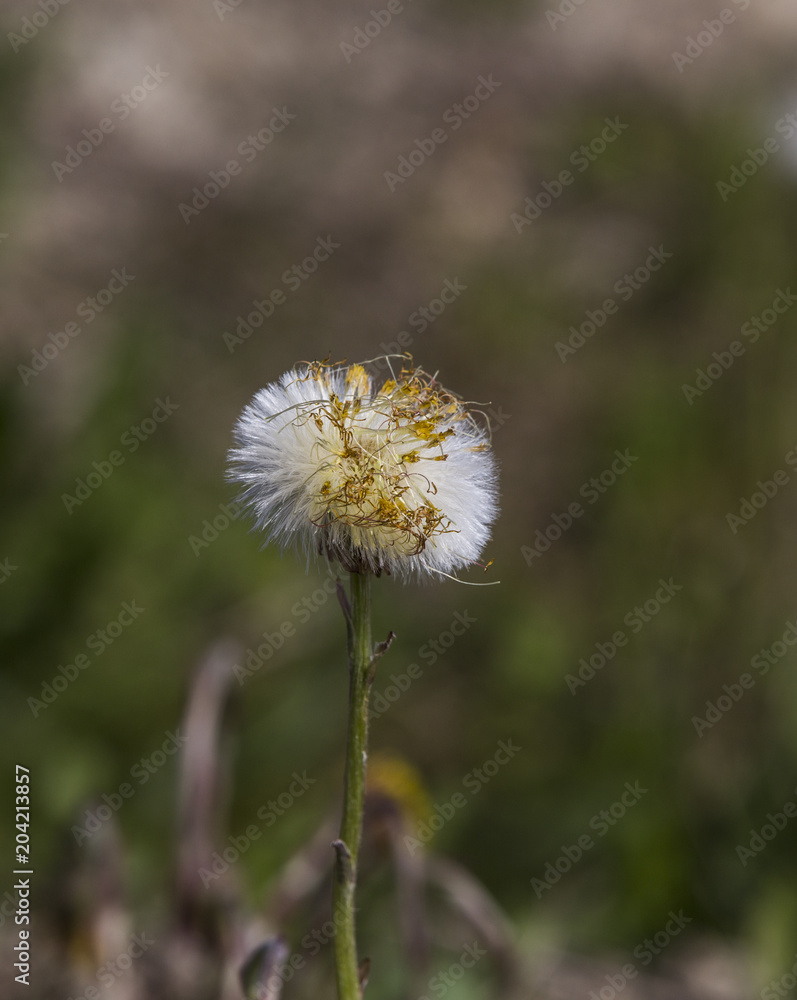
3,0,797,997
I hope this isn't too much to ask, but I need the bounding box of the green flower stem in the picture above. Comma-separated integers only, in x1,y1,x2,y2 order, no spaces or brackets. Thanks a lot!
333,570,373,1000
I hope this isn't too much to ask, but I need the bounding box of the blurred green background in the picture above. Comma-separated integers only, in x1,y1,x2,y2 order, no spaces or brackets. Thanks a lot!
2,0,797,997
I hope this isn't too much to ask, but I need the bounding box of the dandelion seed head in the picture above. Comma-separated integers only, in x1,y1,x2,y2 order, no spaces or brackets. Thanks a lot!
227,356,498,581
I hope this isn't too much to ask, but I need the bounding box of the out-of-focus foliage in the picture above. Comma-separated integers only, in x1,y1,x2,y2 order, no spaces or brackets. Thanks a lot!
2,0,797,996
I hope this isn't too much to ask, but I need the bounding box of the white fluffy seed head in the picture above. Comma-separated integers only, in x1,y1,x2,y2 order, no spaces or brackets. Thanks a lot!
227,357,499,581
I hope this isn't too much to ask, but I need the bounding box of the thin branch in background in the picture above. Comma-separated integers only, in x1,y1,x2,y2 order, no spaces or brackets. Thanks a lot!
384,802,432,993
175,638,240,936
425,855,529,999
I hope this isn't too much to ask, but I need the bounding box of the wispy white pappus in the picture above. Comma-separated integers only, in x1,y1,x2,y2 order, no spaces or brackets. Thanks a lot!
227,357,498,581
